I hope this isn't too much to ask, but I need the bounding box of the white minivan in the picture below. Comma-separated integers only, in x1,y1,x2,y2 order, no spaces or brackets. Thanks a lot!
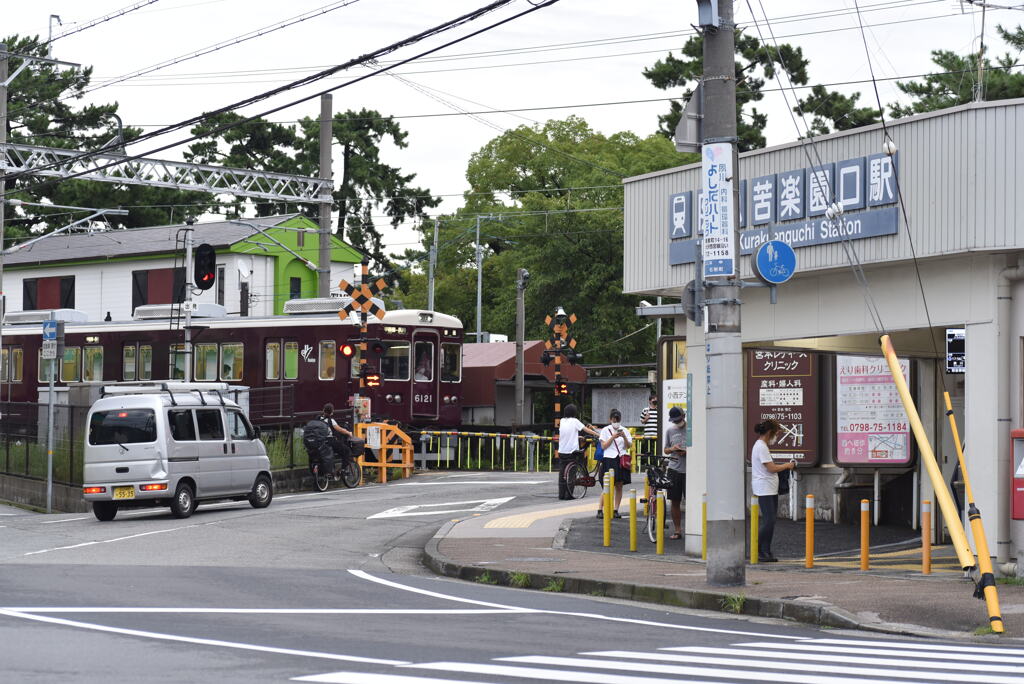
82,382,273,521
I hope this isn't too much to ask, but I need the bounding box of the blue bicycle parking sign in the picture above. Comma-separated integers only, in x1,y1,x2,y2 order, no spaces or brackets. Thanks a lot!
752,239,797,285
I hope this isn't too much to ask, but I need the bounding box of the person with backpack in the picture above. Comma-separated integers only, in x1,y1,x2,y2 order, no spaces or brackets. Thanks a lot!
304,403,353,479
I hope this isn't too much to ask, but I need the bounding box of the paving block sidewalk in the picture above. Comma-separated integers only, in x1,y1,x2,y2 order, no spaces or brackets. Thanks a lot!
424,499,1024,639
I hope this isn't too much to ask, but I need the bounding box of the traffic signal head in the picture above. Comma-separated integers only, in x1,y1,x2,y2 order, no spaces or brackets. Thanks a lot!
555,381,569,395
194,243,216,291
365,338,385,355
339,343,355,358
365,372,381,388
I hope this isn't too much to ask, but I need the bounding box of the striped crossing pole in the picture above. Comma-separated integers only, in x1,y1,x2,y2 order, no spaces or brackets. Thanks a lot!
922,500,932,575
750,495,760,565
860,499,870,571
805,494,814,569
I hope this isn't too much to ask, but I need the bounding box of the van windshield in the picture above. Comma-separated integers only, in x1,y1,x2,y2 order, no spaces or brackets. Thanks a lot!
89,409,157,445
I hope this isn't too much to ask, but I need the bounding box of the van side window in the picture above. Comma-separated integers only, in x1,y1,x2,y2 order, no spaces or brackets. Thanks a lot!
195,409,224,440
227,409,254,440
168,410,197,441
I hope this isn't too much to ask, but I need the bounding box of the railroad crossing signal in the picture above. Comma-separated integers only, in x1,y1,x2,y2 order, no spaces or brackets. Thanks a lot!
338,276,388,321
544,309,579,361
555,380,569,395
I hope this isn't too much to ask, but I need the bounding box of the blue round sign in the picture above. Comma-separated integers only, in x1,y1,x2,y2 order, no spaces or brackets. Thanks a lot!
752,240,797,285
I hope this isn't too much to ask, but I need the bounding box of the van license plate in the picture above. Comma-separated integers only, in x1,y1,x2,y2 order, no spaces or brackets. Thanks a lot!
113,486,135,500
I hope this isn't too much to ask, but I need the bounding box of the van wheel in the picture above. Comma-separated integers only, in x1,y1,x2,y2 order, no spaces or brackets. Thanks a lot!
93,502,118,522
249,474,273,508
170,482,196,518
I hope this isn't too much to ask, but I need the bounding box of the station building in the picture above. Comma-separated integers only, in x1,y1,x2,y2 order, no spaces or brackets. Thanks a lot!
624,98,1024,563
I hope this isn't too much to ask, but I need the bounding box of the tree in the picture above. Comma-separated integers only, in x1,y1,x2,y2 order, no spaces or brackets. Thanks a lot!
2,35,213,241
643,32,809,151
395,117,683,366
795,85,881,136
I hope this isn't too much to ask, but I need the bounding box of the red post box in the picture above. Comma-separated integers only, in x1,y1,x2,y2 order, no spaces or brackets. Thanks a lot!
1012,429,1024,519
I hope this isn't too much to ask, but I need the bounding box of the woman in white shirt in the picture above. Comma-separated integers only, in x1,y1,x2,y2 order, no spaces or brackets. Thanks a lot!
751,418,796,562
597,408,633,518
557,404,600,500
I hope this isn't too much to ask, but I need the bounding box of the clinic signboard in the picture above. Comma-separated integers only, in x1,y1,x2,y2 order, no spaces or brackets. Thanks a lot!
746,350,819,466
668,152,899,266
835,354,914,467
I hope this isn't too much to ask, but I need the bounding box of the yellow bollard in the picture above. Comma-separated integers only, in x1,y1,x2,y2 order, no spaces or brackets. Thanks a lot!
805,494,815,569
750,495,760,565
603,473,612,547
922,500,932,575
629,488,637,552
860,499,870,571
701,493,708,561
656,490,666,555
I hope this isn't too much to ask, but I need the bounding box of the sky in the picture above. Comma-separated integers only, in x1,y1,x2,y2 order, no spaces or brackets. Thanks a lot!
4,0,1019,257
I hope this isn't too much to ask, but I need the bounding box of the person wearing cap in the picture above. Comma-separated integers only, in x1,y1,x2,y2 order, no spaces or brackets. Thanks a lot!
663,406,687,540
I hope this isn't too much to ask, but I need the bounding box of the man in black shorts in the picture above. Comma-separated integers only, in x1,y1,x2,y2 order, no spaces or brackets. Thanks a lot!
663,406,687,540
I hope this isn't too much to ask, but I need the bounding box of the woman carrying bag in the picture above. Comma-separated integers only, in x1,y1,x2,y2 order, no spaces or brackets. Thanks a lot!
751,418,796,562
596,408,633,518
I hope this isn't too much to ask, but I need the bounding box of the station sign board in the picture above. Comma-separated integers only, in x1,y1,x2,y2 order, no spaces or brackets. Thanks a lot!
699,142,736,278
835,354,914,467
745,350,819,466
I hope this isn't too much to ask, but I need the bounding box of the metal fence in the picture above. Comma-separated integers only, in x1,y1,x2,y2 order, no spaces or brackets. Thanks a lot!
0,401,90,486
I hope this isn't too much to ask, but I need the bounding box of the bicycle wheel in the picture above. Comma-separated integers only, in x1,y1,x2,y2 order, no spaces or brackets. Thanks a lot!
564,461,588,500
339,457,362,488
312,464,329,492
646,494,659,543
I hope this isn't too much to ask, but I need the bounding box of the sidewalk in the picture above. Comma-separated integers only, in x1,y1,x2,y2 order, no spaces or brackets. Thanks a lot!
423,498,1024,639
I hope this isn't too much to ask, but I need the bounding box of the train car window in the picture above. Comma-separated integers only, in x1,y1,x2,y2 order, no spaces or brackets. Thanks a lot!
38,351,55,383
194,343,219,381
349,345,362,379
414,342,434,382
123,346,137,381
319,341,336,381
169,344,186,380
381,342,410,381
1,348,6,382
265,342,280,380
13,348,23,382
1,347,22,383
83,346,104,382
284,342,299,380
441,343,461,382
220,343,243,381
167,409,197,441
195,409,225,441
227,409,254,440
60,347,81,383
139,345,153,380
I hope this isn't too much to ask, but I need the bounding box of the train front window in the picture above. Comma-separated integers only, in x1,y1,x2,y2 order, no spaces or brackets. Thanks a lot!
60,347,81,382
221,343,243,381
381,342,410,381
194,343,218,381
414,342,433,382
84,346,104,382
441,343,461,382
319,341,336,380
139,345,153,380
123,346,136,381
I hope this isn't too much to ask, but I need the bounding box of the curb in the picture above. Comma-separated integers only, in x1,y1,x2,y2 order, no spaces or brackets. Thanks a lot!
422,524,974,640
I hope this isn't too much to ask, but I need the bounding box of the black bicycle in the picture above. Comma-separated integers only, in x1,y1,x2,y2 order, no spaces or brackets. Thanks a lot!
311,438,364,492
641,456,674,543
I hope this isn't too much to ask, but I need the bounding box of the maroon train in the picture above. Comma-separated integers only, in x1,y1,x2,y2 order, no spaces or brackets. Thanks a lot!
0,304,464,428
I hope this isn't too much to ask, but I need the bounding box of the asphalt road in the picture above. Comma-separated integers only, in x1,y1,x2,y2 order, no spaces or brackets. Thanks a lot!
3,472,1024,683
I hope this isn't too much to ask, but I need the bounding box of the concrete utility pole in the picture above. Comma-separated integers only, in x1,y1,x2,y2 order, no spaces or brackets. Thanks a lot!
1,44,8,408
701,0,746,587
427,219,438,311
318,94,333,297
515,268,529,427
475,216,483,340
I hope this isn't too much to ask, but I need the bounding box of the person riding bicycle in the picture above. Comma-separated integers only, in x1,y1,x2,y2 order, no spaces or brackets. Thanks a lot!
304,403,353,480
321,403,354,466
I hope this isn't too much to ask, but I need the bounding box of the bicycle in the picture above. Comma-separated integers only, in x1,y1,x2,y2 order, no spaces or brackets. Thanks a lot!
562,433,604,500
311,438,364,492
641,456,674,543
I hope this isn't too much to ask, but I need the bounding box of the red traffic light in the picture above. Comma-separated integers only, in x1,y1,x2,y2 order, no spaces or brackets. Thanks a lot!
340,344,354,358
193,243,217,291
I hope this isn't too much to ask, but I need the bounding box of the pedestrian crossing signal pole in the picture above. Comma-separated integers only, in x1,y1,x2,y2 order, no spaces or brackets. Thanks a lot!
545,306,577,428
699,0,746,586
338,258,387,427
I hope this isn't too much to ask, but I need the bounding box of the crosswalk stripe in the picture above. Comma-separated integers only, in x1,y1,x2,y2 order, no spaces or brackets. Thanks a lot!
411,661,731,684
573,651,1024,684
720,641,1024,665
495,655,897,684
292,673,492,684
658,646,1024,673
807,638,1024,657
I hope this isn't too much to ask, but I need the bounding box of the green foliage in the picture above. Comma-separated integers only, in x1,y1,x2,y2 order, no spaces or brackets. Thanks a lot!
796,85,881,136
396,117,682,370
475,571,498,585
542,578,565,592
719,593,746,614
642,32,809,151
508,572,531,588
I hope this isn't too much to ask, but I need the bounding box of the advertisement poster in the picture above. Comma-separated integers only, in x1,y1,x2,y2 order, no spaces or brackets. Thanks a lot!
661,376,692,448
835,354,913,466
700,142,736,278
746,350,819,465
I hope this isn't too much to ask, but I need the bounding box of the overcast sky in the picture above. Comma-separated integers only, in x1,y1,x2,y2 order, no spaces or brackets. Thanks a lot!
5,0,1019,254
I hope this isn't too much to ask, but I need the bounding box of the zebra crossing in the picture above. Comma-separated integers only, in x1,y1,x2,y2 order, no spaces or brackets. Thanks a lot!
293,636,1024,683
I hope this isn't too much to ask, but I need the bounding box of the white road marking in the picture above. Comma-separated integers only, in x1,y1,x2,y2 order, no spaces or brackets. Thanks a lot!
0,608,409,666
367,497,514,519
412,660,796,684
7,607,516,616
294,674,491,684
808,638,1024,657
348,571,806,640
392,481,546,486
492,656,899,684
674,643,1024,666
40,517,90,524
23,521,215,556
663,647,1024,671
576,650,1024,682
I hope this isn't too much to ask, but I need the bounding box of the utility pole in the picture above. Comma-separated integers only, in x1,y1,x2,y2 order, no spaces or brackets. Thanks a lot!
318,93,333,297
183,221,195,383
0,44,8,411
515,268,529,427
427,219,438,311
475,215,483,341
700,0,745,586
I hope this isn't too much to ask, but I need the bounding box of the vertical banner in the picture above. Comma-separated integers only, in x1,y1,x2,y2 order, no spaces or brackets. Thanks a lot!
700,142,736,278
835,354,913,466
660,339,691,447
745,350,819,465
